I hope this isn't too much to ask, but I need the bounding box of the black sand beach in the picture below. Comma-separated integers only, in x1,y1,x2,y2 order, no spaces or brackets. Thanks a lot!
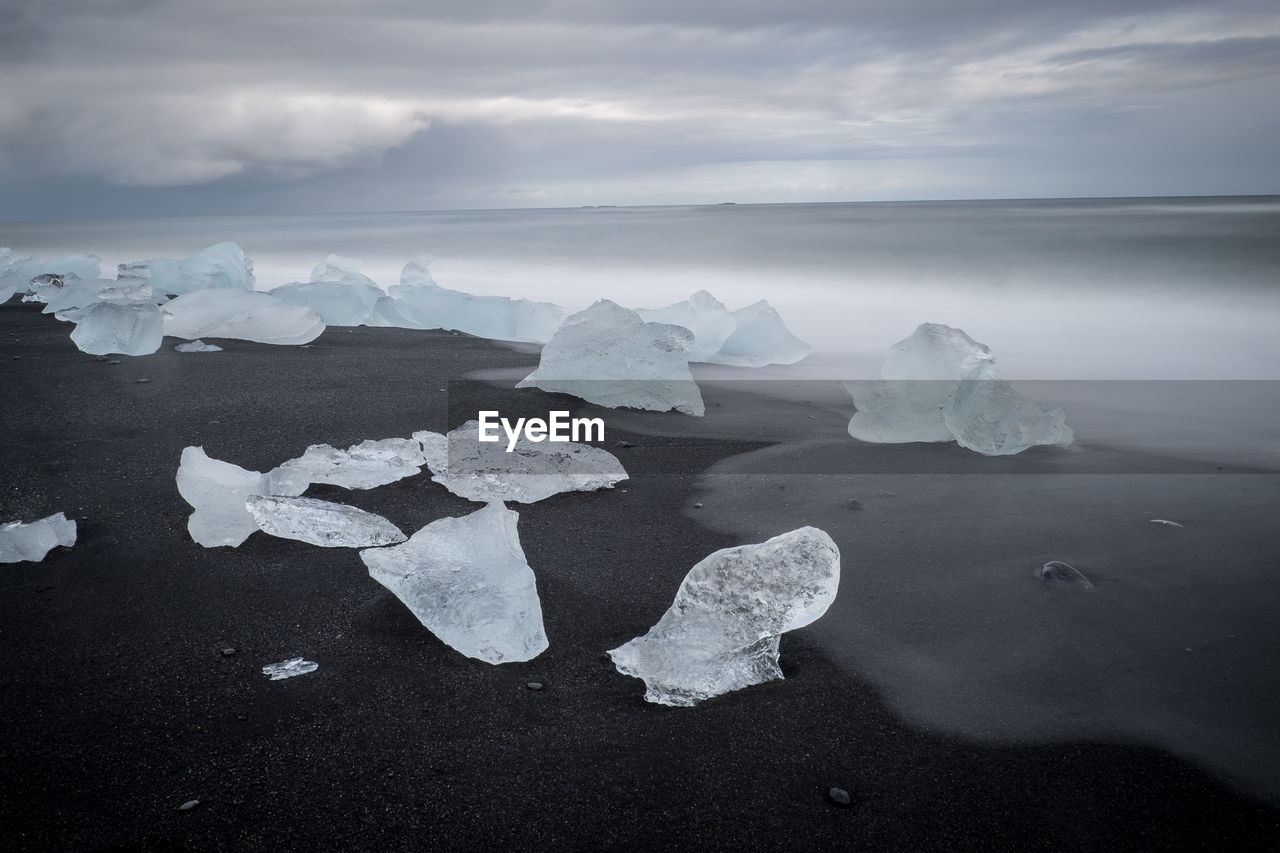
2,300,1279,851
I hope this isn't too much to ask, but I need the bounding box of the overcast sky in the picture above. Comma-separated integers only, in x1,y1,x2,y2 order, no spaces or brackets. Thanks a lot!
1,0,1277,219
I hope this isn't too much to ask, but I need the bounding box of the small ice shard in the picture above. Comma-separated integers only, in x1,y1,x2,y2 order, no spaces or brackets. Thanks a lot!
944,362,1073,456
175,339,223,352
0,512,77,563
1039,560,1094,588
374,255,563,343
268,272,384,326
636,290,737,363
517,299,704,416
276,437,427,490
608,526,840,706
707,300,811,367
69,301,164,356
262,657,318,680
423,421,627,503
163,289,325,345
120,242,254,296
1150,519,1185,527
176,447,308,547
847,323,1071,455
246,495,406,548
360,502,548,664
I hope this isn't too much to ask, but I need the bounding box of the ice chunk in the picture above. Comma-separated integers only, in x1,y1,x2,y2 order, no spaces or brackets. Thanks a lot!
1039,560,1093,588
277,437,427,490
164,289,325,345
121,242,254,296
262,657,318,680
175,339,222,352
1,249,41,304
246,495,406,548
943,361,1074,455
608,526,840,706
847,323,1071,455
39,277,115,315
69,301,164,356
360,502,548,664
707,300,811,367
1150,518,1184,527
269,258,384,326
176,447,308,547
0,512,77,563
636,290,737,363
517,299,704,416
423,421,627,503
40,254,101,282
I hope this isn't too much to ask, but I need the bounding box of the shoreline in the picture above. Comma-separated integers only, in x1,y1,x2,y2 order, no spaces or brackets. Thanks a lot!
2,301,1279,850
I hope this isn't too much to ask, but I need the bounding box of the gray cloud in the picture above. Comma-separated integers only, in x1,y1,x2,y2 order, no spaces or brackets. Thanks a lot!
0,0,1276,218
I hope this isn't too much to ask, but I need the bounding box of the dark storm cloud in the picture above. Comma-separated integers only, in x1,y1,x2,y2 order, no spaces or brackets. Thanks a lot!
0,0,1276,218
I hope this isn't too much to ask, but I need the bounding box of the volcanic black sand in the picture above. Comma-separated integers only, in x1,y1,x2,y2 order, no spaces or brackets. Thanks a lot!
1,300,1278,852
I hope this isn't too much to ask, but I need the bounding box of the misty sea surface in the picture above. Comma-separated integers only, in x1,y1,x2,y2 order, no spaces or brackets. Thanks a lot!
5,196,1280,800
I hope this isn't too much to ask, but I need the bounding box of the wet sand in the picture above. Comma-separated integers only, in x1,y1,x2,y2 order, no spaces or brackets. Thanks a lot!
2,300,1278,851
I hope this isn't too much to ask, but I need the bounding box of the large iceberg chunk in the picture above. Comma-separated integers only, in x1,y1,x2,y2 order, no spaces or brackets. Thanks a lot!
176,447,308,547
422,421,627,503
277,437,428,490
517,299,705,416
69,301,165,356
246,495,406,548
268,280,383,326
1,249,40,303
164,290,325,345
0,512,77,563
846,323,1071,455
360,502,548,664
706,300,811,367
119,242,254,296
636,290,737,363
372,255,563,343
608,526,840,706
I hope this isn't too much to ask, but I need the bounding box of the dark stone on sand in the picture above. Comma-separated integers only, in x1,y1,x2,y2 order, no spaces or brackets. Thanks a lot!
615,440,633,448
693,502,703,509
179,799,199,811
828,787,852,806
221,648,236,657
847,498,862,510
136,378,150,384
526,682,544,691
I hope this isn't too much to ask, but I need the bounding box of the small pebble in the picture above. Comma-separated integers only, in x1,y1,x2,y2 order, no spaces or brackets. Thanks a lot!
179,800,200,811
95,356,107,362
828,787,852,806
847,498,862,510
11,356,19,360
615,440,634,448
693,502,703,509
221,647,236,657
136,378,150,384
108,359,121,365
526,681,544,691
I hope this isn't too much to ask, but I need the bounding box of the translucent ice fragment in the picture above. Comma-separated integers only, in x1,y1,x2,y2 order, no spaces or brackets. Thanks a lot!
517,299,704,415
360,502,548,664
69,301,164,356
176,446,308,547
707,299,811,367
276,438,427,490
844,379,959,444
262,657,318,680
175,340,222,352
164,290,324,345
943,362,1073,456
268,279,384,326
1150,519,1184,527
0,512,77,563
1,249,41,303
423,421,627,503
1039,560,1093,588
121,242,254,296
378,255,563,342
310,254,382,289
246,495,406,548
636,290,737,363
608,526,840,706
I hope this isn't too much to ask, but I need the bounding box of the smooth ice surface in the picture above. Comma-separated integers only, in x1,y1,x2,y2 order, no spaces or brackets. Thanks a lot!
636,290,737,363
0,512,77,563
424,421,627,503
277,438,427,490
175,339,222,352
707,300,811,367
176,447,308,547
268,279,383,326
40,277,117,315
310,254,381,289
360,502,548,664
262,658,318,680
848,323,1072,455
164,289,325,345
608,526,840,706
377,255,563,342
1,249,39,303
120,242,254,295
69,301,164,356
246,495,406,548
517,299,705,415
